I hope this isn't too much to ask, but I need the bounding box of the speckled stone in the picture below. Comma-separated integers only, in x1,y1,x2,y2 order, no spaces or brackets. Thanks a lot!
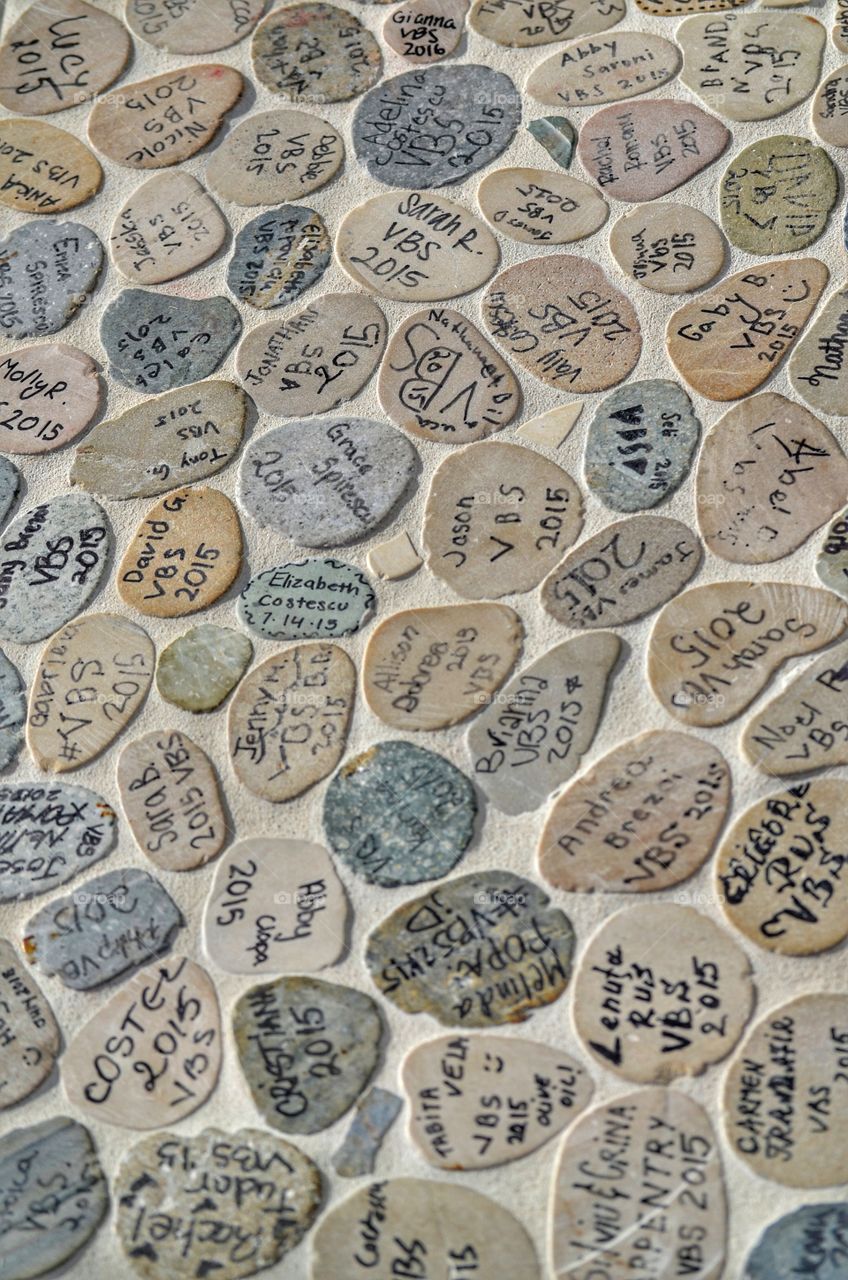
0,0,130,114
0,939,60,1109
0,651,25,771
126,0,267,52
252,3,381,103
0,344,101,454
742,638,848,776
0,456,19,527
837,1,848,53
239,558,375,642
720,136,837,254
227,207,331,310
0,780,116,903
332,1087,402,1176
100,289,241,393
476,168,608,245
744,1205,848,1280
817,507,848,600
527,115,576,167
789,285,848,415
109,172,227,285
0,220,102,339
609,202,726,294
0,119,102,214
207,108,344,205
527,32,681,108
156,623,253,713
470,0,624,46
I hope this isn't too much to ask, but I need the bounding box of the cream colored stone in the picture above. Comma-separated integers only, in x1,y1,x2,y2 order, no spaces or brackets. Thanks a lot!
0,119,101,214
0,343,100,454
126,0,266,52
516,403,582,448
838,1,848,53
0,0,130,115
477,167,608,245
789,286,848,415
367,531,422,580
252,3,381,103
110,172,227,284
610,202,725,294
813,68,848,146
818,507,848,602
470,0,624,47
636,0,746,11
742,640,848,775
207,109,344,205
527,31,680,108
0,939,60,1109
382,0,466,62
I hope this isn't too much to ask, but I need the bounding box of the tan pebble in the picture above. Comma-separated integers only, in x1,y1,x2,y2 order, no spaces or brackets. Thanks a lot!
382,0,466,62
789,286,848,415
470,0,624,47
0,0,130,115
125,0,266,52
742,639,848,775
515,402,582,448
0,343,100,454
0,120,101,214
609,202,726,294
367,532,422,580
110,172,227,284
527,31,680,108
477,167,608,245
252,3,381,103
206,109,344,205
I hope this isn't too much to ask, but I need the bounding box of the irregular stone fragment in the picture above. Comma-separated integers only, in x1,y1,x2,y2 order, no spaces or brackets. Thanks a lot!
720,136,837,253
156,623,252,712
528,32,680,108
0,119,101,215
126,0,267,52
0,940,59,1108
0,343,100,454
332,1086,402,1176
527,115,576,167
252,5,381,103
477,167,607,245
0,652,25,771
238,558,374,643
516,402,582,448
118,729,227,871
744,1205,848,1280
367,531,422,580
0,780,116,903
207,108,344,205
0,219,102,340
227,206,331,309
609,202,726,294
0,0,130,114
789,285,848,415
382,0,465,62
365,870,574,1026
742,639,848,776
573,903,753,1081
228,643,355,802
110,172,227,284
100,289,241,393
470,0,624,46
63,955,221,1128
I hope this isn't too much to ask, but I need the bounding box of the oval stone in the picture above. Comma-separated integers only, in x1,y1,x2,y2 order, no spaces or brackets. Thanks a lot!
382,0,466,62
539,730,731,893
813,65,848,146
207,108,344,205
109,171,227,285
0,0,130,114
238,557,375,643
838,1,848,53
228,643,355,802
0,119,101,214
0,780,116,903
720,136,837,254
789,285,848,416
742,638,848,776
0,343,100,454
609,202,726,294
477,167,608,245
527,114,577,167
100,289,242,393
0,653,25,773
745,1205,848,1280
470,0,624,46
126,0,267,51
0,219,103,340
227,206,331,310
818,507,848,602
0,939,60,1109
156,623,253,713
636,0,746,11
481,254,641,391
527,31,681,107
252,3,381,102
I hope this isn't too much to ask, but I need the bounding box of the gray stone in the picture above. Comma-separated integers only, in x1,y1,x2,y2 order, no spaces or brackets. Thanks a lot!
0,650,25,771
24,867,182,990
156,623,253,712
0,939,60,1110
0,220,103,339
528,116,576,167
238,558,374,643
332,1086,402,1177
251,3,382,103
100,288,241,393
239,417,417,547
0,493,109,644
584,379,701,512
226,207,331,310
744,1204,848,1280
0,457,19,526
324,740,477,887
0,781,116,903
817,507,848,600
233,976,384,1134
353,66,520,188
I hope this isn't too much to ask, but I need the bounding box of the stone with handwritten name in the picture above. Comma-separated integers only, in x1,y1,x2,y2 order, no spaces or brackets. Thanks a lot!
0,939,59,1108
239,558,374,642
477,167,608,245
118,729,227,871
527,116,576,167
528,31,680,107
0,119,101,214
720,136,837,254
0,344,100,455
203,838,348,974
207,108,344,205
0,652,25,772
609,202,725,294
157,623,253,713
0,219,103,340
744,1204,848,1280
0,781,116,904
382,0,465,62
252,3,381,102
637,0,745,11
101,289,242,393
814,65,848,146
126,0,267,52
28,613,155,772
838,1,848,52
742,639,848,776
0,0,130,115
110,172,227,285
789,286,848,416
666,258,829,400
470,0,623,46
332,1087,402,1177
227,206,330,310
353,66,520,188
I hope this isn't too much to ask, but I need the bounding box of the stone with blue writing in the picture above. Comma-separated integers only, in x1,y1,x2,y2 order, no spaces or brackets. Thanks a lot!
239,558,375,642
0,456,18,527
744,1204,848,1280
101,289,241,393
252,3,381,103
0,220,103,339
227,207,331,310
0,780,116,903
0,938,60,1109
720,136,837,254
789,285,848,416
0,651,25,772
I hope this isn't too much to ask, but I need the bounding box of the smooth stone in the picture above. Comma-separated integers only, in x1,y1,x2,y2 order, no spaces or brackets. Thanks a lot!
516,402,582,448
0,344,100,454
744,1205,848,1280
324,740,476,886
332,1086,402,1176
114,1128,320,1280
0,1118,107,1280
789,285,848,415
0,780,116,903
110,172,227,285
27,613,155,772
0,939,60,1108
202,837,348,974
574,903,753,1081
0,460,20,532
609,202,726,294
88,65,243,168
680,13,825,121
227,206,330,310
0,220,102,340
539,730,731,893
528,31,680,108
253,3,381,102
24,867,181,990
527,115,576,167
552,1089,726,1280
666,258,829,400
423,442,582,597
477,167,608,245
228,643,355,802
156,623,252,712
0,119,101,214
336,191,499,302
0,0,130,114
636,0,746,10
367,530,422,579
724,994,848,1187
382,0,466,62
117,487,241,618
238,557,374,642
234,976,383,1134
482,255,641,391
239,417,416,547
696,393,848,563
365,870,574,1026
403,1033,592,1170
63,955,221,1127
71,380,246,499
117,729,227,871
818,507,848,601
742,639,848,775
720,136,837,253
207,108,344,205
100,289,241,393
363,603,522,730
838,2,848,54
126,0,267,51
470,0,624,46
0,651,25,771
236,292,386,418
353,66,520,188
648,582,848,727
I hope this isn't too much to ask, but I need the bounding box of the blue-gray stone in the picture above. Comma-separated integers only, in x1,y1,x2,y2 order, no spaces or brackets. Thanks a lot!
0,220,103,339
528,116,576,168
101,288,242,392
745,1204,848,1280
238,557,375,642
0,781,117,903
0,650,25,771
332,1086,402,1177
227,207,330,310
0,457,19,528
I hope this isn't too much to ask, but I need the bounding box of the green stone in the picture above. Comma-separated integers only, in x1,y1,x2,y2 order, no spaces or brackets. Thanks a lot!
156,624,253,712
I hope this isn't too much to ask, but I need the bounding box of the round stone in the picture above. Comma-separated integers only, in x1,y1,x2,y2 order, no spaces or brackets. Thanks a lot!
251,3,381,102
0,456,20,528
156,623,253,713
813,65,848,146
0,651,25,771
527,31,681,107
126,0,267,51
109,172,227,285
789,285,848,415
742,637,848,775
207,108,344,205
0,780,116,903
382,0,465,62
0,119,102,214
609,202,726,294
720,136,837,253
0,343,101,454
744,1205,848,1280
0,939,60,1109
0,219,102,340
470,0,624,46
238,557,375,643
227,206,330,310
477,167,608,245
100,289,241,393
0,0,130,114
838,1,848,53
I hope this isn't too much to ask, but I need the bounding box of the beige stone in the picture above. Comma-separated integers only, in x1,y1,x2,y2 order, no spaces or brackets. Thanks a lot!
469,0,624,47
477,167,608,246
635,0,746,11
382,0,466,62
838,1,848,53
366,531,422,580
742,640,848,776
0,0,130,115
0,119,101,214
789,286,848,415
515,402,582,448
126,0,266,52
720,136,837,254
110,172,227,284
0,939,60,1109
252,3,381,103
527,31,681,108
206,109,344,205
0,343,100,454
609,202,726,294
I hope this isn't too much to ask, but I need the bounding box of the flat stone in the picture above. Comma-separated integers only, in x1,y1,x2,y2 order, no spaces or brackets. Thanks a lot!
367,531,422,580
236,293,386,418
790,286,848,415
0,780,116,903
573,903,753,1081
88,65,243,168
0,0,130,114
27,613,155,772
696,392,848,563
516,402,582,448
0,344,100,454
527,115,576,167
0,119,101,215
552,1089,726,1280
540,730,731,893
363,603,522,730
0,459,20,535
0,219,102,340
110,172,227,285
238,557,374,642
353,66,520,188
666,258,829,400
0,940,60,1108
126,0,267,51
382,0,465,62
252,3,381,102
324,740,476,886
636,0,746,11
0,1118,107,1280
818,507,848,600
609,202,726,294
720,136,837,253
332,1086,402,1177
117,729,227,871
234,976,383,1134
423,442,582,597
744,1205,848,1280
680,13,825,121
482,255,641,391
724,994,848,1187
63,955,221,1128
207,108,344,205
337,191,499,302
470,0,624,46
202,837,348,974
0,651,25,771
477,167,608,245
527,32,681,108
742,639,848,776
228,643,355,802
838,2,848,53
114,1128,320,1280
100,289,241,393
648,581,848,727
239,417,416,547
227,206,330,310
156,623,252,713
71,380,246,499
117,487,241,618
